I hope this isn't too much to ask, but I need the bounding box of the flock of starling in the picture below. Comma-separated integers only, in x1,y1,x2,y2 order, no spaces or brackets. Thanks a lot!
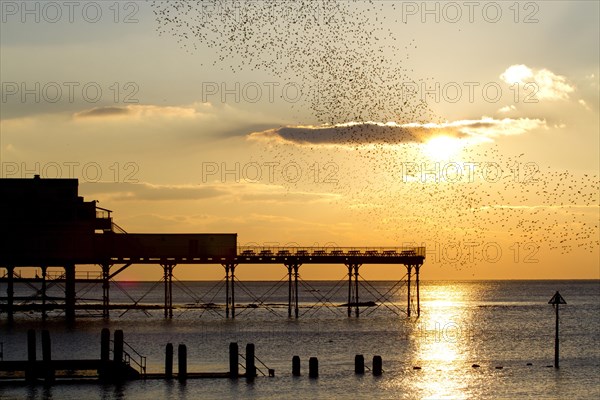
151,0,436,124
151,1,599,268
250,135,599,268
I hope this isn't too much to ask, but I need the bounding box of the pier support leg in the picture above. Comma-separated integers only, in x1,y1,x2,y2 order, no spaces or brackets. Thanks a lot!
41,266,47,321
354,264,360,318
346,264,361,317
288,265,293,318
65,264,76,322
406,265,412,317
101,263,110,319
231,265,236,319
6,266,14,323
223,264,237,319
294,265,299,318
286,264,300,318
162,264,175,319
347,264,352,317
225,265,230,318
415,264,421,317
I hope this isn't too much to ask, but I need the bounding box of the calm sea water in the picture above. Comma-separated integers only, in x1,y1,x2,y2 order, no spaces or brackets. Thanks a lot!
1,280,599,399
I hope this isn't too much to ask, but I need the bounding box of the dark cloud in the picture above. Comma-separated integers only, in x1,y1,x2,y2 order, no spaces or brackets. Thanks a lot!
274,124,428,145
74,107,131,118
248,118,547,146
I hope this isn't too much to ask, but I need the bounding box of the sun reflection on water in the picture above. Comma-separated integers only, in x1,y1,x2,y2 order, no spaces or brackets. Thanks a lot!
385,283,483,399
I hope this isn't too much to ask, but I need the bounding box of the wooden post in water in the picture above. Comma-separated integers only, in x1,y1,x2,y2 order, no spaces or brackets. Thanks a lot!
113,330,124,365
101,328,110,362
178,344,187,381
292,355,301,376
246,343,256,379
165,343,173,379
548,291,566,369
308,357,318,378
229,342,239,378
372,355,382,376
26,329,36,382
41,330,54,383
355,354,365,374
99,328,110,380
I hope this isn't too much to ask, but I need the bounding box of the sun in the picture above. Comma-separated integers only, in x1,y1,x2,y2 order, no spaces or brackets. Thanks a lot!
422,136,464,161
501,64,533,84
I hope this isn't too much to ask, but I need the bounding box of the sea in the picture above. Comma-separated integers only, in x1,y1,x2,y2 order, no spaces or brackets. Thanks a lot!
0,280,599,399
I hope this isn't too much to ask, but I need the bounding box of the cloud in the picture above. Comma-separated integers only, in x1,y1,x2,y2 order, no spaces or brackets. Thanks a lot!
500,64,575,101
247,118,547,146
248,122,432,146
81,182,226,201
73,103,211,120
74,107,131,118
454,117,547,138
80,181,339,204
67,102,288,142
498,105,516,113
578,99,591,111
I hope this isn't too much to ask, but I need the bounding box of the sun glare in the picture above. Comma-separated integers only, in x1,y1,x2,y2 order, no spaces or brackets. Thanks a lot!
423,136,464,161
501,64,532,84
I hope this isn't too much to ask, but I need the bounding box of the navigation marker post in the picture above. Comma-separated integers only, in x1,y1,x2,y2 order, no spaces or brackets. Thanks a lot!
548,291,567,369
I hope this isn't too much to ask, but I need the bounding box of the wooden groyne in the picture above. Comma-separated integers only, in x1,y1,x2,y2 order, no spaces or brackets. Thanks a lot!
0,329,274,384
0,328,141,384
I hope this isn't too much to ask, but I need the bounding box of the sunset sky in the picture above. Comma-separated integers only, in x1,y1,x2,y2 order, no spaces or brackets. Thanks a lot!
1,1,598,281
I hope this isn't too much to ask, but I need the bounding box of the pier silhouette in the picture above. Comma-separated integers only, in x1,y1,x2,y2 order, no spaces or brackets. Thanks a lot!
0,177,425,321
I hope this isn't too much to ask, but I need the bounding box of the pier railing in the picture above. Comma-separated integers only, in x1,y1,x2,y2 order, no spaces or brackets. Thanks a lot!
237,246,426,258
111,222,128,234
96,207,112,219
124,340,147,377
111,339,147,377
1,270,106,280
238,352,274,377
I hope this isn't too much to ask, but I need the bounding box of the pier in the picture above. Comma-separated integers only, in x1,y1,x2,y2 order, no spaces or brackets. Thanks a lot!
0,177,425,322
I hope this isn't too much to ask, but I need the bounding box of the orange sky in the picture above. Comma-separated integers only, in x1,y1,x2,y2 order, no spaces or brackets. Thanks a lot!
1,1,598,280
